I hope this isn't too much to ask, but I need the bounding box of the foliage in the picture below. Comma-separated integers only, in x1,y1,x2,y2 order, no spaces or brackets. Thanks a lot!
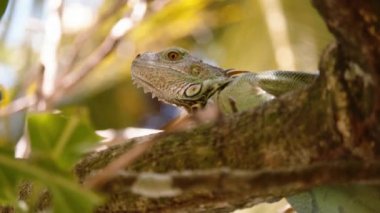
0,113,101,212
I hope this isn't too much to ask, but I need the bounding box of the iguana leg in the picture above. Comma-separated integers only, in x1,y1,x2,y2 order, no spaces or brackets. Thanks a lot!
213,75,275,113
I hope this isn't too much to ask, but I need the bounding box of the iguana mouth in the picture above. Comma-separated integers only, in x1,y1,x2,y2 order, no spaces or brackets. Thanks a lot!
132,59,199,106
131,59,164,99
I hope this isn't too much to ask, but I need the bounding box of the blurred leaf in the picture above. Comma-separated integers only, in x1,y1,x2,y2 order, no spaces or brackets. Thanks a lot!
0,153,102,212
0,0,8,20
50,184,101,213
0,150,20,205
27,112,101,170
0,173,18,204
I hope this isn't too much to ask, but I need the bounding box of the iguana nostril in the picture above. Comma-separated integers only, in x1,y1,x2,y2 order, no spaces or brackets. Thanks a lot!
136,54,141,58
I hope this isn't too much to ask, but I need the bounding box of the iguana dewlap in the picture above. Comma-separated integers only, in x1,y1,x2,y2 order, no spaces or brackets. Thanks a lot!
131,47,318,113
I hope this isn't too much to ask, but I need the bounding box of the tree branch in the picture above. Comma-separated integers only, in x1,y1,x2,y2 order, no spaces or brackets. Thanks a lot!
76,47,379,211
73,0,380,212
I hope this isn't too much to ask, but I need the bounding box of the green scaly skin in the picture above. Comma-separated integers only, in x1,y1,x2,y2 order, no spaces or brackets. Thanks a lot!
131,47,318,113
131,48,380,213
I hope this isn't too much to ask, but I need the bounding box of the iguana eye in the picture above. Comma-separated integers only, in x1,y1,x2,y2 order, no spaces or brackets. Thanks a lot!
184,84,202,97
167,51,182,61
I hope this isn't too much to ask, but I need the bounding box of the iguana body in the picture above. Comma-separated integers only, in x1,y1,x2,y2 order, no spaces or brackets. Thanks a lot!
131,48,379,213
131,47,317,113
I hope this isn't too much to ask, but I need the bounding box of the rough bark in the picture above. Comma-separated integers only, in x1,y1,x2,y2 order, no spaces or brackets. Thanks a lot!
74,0,380,212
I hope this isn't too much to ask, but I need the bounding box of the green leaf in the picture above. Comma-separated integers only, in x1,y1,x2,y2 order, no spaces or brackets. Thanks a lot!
0,153,102,212
50,184,101,213
0,165,20,205
27,112,101,170
0,0,8,20
0,146,19,205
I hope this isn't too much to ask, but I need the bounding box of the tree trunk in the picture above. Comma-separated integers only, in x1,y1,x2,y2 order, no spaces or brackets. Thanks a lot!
75,0,380,212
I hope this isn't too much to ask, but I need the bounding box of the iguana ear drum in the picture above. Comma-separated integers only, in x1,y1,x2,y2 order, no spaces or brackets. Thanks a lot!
184,83,202,97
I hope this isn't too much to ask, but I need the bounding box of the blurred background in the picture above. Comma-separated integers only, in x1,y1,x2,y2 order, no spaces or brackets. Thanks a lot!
0,0,332,212
0,0,331,134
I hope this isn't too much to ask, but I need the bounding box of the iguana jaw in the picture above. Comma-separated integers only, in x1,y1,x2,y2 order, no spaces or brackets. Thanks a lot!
132,60,229,111
131,72,165,100
132,60,188,103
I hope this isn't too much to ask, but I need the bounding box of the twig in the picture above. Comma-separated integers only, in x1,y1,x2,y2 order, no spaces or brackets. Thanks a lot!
1,0,146,114
51,0,147,103
0,62,44,117
60,0,128,75
38,0,63,110
0,96,36,117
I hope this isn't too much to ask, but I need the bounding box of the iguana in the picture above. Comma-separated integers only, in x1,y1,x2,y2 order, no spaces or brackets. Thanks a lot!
131,47,317,114
131,47,380,213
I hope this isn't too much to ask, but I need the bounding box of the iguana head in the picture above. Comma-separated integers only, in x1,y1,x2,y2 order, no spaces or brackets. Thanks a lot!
131,47,230,112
